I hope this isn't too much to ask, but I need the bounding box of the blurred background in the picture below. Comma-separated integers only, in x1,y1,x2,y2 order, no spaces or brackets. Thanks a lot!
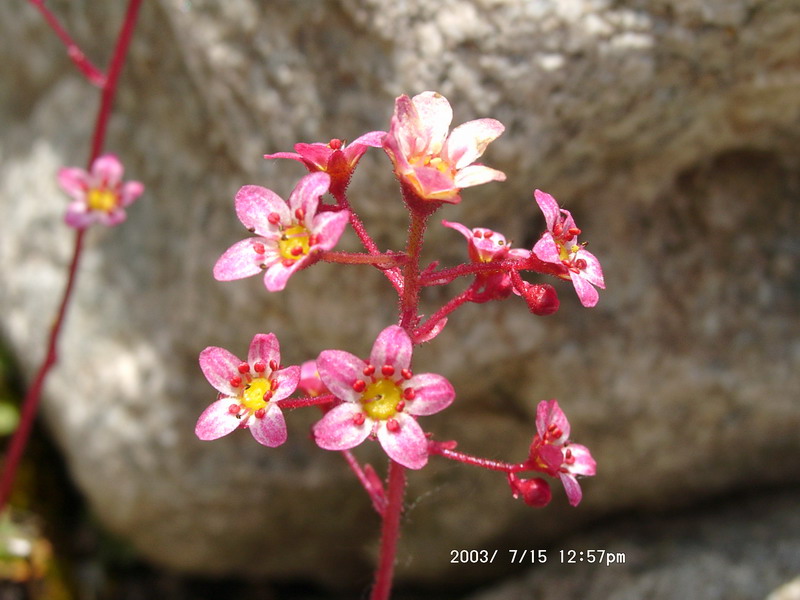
1,1,799,598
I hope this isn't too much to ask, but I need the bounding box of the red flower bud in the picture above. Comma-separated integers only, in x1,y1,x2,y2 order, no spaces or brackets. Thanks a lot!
520,283,559,316
509,476,552,507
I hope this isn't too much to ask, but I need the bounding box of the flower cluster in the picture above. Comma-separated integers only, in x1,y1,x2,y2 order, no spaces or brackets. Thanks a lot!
197,91,601,517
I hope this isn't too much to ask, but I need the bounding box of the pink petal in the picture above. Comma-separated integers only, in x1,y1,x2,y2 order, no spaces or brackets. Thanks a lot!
249,403,288,447
287,172,330,226
313,403,371,450
195,398,241,441
316,350,365,403
370,326,412,371
403,373,454,415
533,190,561,232
213,237,272,281
390,95,426,159
263,151,304,162
565,443,596,477
576,248,605,289
119,181,144,206
444,118,504,169
298,360,328,397
64,204,94,229
376,413,428,470
235,185,290,233
263,260,302,292
57,167,90,200
535,399,571,441
100,208,127,227
534,444,564,476
442,219,473,241
247,333,280,369
412,165,459,202
560,473,583,506
453,164,506,189
292,143,332,170
91,154,123,186
411,91,453,153
532,233,561,264
199,346,241,396
270,365,301,402
350,130,387,148
570,271,600,307
310,210,349,251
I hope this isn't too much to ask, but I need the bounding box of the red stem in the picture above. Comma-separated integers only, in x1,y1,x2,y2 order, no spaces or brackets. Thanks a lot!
0,0,143,512
398,210,430,332
341,451,387,516
370,459,406,600
276,394,336,410
0,230,85,509
27,0,106,87
317,250,405,268
427,441,527,473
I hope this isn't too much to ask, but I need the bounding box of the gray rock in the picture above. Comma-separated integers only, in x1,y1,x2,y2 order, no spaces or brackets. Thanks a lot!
466,489,800,600
1,0,798,588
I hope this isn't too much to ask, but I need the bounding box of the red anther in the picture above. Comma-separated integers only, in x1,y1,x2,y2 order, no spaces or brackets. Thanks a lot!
395,400,405,412
553,222,563,236
237,362,251,374
290,245,303,256
308,234,319,246
282,259,295,267
403,387,416,400
254,408,266,419
472,230,480,238
400,368,412,380
352,379,367,393
228,404,240,415
363,364,376,377
294,208,305,221
381,365,395,377
267,360,277,371
574,258,587,270
263,390,274,401
353,412,366,426
253,243,266,255
253,361,266,373
329,138,343,150
386,418,400,432
229,376,242,388
568,227,582,237
483,231,493,238
267,212,281,225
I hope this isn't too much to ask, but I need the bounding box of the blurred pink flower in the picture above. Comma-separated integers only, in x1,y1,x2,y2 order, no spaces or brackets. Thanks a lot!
57,154,143,228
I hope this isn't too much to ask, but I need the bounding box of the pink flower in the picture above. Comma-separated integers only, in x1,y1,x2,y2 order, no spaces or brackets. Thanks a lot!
57,154,144,228
264,132,385,195
525,399,596,506
196,333,300,447
213,172,349,292
443,220,530,302
313,325,455,469
532,190,605,307
383,92,506,204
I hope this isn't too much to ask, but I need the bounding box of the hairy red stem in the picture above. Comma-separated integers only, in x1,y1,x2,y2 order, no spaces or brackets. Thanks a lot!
370,459,406,600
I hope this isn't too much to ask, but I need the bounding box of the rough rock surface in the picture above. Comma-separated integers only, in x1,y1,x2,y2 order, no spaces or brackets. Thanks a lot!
466,488,800,600
1,0,799,589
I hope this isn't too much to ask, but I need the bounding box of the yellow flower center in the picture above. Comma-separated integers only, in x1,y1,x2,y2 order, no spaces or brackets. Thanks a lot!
361,378,402,421
87,187,118,212
242,377,272,411
278,225,311,261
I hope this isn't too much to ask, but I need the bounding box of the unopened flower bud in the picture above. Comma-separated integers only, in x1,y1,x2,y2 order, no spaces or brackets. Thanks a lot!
520,283,559,316
509,475,552,507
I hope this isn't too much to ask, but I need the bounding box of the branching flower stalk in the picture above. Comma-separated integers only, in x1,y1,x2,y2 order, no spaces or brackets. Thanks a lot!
0,0,144,511
202,91,603,599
